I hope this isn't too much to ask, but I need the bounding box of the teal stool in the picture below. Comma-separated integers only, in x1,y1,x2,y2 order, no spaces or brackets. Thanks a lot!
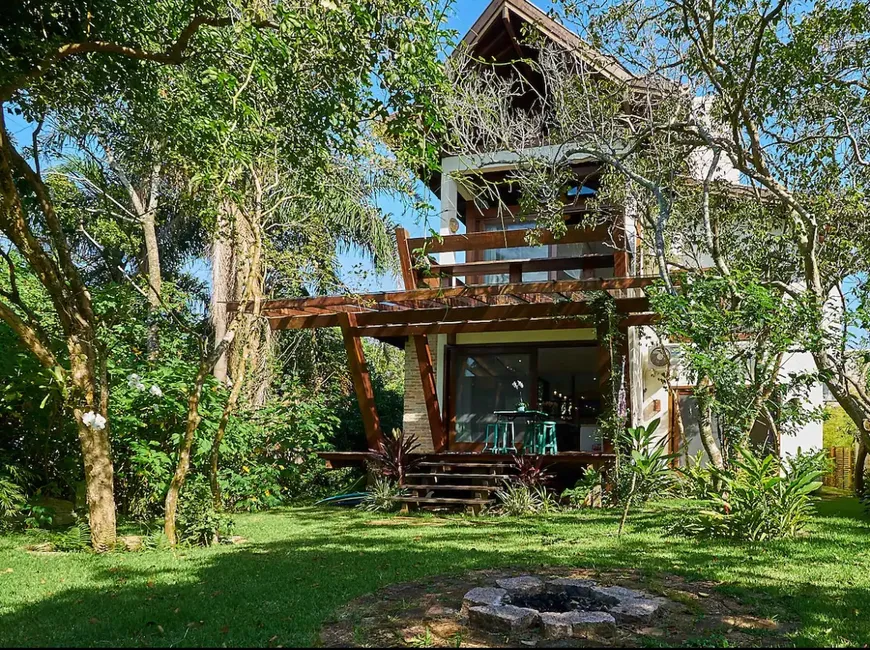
525,422,543,454
540,421,558,454
483,422,499,452
484,421,514,453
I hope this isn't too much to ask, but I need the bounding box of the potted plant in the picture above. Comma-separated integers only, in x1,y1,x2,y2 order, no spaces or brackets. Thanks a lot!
512,380,527,412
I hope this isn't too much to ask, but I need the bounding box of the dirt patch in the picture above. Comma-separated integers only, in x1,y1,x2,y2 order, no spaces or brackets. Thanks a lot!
320,567,790,648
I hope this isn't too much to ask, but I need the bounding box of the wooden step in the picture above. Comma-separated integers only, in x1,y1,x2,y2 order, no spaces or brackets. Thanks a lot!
418,461,512,469
405,484,501,492
392,496,493,505
405,472,511,480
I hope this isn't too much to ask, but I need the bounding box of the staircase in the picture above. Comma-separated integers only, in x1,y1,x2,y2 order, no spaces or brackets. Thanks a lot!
393,459,515,513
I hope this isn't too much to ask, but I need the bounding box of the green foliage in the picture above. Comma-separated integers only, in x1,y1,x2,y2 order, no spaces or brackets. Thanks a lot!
177,478,234,547
48,521,92,553
675,452,717,501
823,405,859,448
679,447,824,541
784,448,834,490
615,419,676,504
358,476,404,513
494,482,559,516
561,466,603,508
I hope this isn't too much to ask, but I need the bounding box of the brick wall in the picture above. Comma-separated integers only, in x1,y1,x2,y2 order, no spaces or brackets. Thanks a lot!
403,339,436,453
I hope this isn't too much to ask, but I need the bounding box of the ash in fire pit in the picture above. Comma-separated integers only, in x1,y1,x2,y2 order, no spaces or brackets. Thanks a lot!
463,575,668,640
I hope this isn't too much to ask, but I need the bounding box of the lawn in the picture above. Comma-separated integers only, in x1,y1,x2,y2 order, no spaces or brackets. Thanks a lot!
0,494,868,647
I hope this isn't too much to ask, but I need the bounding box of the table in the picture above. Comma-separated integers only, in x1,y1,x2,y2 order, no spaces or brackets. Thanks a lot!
488,410,549,453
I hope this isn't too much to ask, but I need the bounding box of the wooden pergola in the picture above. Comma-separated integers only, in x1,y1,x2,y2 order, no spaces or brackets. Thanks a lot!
227,224,658,453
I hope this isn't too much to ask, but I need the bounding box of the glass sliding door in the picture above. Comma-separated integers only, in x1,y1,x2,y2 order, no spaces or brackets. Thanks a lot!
452,350,532,446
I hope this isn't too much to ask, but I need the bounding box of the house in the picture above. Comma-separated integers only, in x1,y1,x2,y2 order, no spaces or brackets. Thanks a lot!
231,0,823,501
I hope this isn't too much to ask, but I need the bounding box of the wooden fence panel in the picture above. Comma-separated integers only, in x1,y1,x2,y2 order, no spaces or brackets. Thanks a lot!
823,446,853,490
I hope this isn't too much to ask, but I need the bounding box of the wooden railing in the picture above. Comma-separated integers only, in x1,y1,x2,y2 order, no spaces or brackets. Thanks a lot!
397,222,629,289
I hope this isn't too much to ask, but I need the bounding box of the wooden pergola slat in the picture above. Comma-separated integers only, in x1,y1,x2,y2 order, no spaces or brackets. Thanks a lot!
225,275,657,314
337,311,383,449
407,224,610,254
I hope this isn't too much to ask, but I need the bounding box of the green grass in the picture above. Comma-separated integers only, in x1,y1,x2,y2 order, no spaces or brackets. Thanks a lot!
0,494,868,647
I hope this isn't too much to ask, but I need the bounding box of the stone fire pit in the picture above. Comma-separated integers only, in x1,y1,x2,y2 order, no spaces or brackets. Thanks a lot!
463,575,666,640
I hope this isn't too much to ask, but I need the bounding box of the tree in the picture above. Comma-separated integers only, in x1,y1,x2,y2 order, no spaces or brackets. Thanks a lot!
0,0,450,549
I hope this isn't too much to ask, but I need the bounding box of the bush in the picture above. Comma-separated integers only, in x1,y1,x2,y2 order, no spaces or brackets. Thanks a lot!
369,429,421,486
784,448,833,489
358,476,404,513
511,454,554,488
561,466,603,508
176,478,234,546
677,447,823,541
494,482,558,516
674,451,717,500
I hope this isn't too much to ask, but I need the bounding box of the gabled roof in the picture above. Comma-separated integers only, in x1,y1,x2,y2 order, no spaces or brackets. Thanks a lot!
457,0,639,85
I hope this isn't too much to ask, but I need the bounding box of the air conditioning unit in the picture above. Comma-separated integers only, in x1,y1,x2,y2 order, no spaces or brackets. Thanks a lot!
648,345,671,370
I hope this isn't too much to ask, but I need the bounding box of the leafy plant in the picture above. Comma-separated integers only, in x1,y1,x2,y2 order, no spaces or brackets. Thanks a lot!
358,476,405,513
0,475,26,525
369,429,421,486
617,418,677,535
784,448,833,491
494,482,558,516
50,521,92,553
675,451,717,500
511,453,554,487
678,447,824,541
561,466,603,508
176,478,234,546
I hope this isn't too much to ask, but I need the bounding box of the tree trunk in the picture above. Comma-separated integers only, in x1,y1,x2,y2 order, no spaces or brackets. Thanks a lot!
210,334,252,510
68,339,116,551
163,330,235,545
695,382,725,470
855,440,867,495
211,208,233,383
141,211,162,359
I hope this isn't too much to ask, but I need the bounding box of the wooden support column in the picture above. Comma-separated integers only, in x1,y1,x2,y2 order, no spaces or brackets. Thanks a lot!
337,311,383,450
414,335,447,452
397,228,446,450
395,226,417,290
614,211,630,277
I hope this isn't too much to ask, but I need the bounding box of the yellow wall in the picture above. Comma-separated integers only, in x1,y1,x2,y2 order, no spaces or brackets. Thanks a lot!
454,328,597,346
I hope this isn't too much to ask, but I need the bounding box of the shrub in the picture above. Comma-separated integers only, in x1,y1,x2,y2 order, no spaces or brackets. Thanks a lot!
358,476,404,513
784,448,833,489
494,482,558,516
675,451,717,500
369,429,421,486
176,478,234,546
561,466,603,508
677,447,823,541
50,521,91,552
511,454,554,488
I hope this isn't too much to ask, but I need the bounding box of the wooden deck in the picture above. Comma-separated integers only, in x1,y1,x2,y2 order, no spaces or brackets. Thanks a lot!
318,450,616,469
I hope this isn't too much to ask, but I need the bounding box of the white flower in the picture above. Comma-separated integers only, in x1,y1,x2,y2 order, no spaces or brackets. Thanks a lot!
82,411,107,431
516,381,524,389
149,385,163,397
127,373,141,388
135,382,146,392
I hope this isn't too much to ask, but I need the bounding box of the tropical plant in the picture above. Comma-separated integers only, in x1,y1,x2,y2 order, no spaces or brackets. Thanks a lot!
176,478,234,547
358,476,405,513
784,448,834,490
494,482,559,516
511,453,555,488
561,466,603,508
617,419,677,535
369,429,421,486
679,447,824,541
675,451,717,501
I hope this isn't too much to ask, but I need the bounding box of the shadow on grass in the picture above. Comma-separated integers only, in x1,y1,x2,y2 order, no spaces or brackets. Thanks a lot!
1,500,868,647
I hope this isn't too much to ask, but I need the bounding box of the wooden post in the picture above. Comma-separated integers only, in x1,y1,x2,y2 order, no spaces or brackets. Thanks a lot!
337,311,384,450
395,226,417,290
414,335,447,452
614,212,630,277
397,229,447,451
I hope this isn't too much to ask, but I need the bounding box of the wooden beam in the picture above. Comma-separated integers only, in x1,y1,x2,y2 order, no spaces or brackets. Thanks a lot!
356,316,597,338
413,335,446,452
267,296,651,330
428,254,613,277
229,275,657,314
337,312,383,450
395,226,418,290
407,224,609,254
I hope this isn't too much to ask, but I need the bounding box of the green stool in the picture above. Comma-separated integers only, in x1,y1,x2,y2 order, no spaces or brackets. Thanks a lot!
525,422,543,454
540,421,558,455
485,422,515,453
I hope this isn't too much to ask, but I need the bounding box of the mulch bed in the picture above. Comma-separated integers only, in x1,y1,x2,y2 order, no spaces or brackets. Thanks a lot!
320,567,791,647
